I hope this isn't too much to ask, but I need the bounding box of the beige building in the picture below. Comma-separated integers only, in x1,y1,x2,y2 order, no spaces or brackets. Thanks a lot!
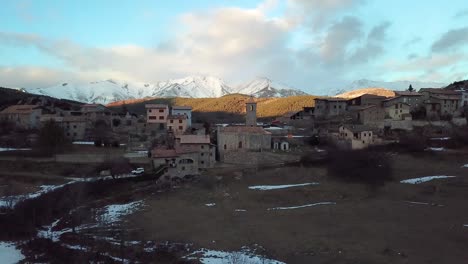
171,106,192,127
384,102,411,120
167,115,188,134
338,125,378,150
217,126,272,161
146,104,169,123
314,98,348,119
175,134,216,168
0,104,43,129
151,148,199,179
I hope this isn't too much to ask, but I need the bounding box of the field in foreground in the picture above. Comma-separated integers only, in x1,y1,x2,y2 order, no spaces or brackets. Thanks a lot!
1,151,468,263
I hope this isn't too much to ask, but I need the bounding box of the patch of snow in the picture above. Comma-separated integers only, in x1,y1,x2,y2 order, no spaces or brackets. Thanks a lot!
400,176,456,184
185,248,285,264
98,201,144,223
235,209,247,212
72,141,95,145
248,182,319,191
426,147,445,151
461,164,468,168
404,201,444,207
0,184,71,209
464,225,468,228
430,137,451,140
0,147,31,152
205,203,216,207
0,242,25,264
264,127,284,130
268,202,336,210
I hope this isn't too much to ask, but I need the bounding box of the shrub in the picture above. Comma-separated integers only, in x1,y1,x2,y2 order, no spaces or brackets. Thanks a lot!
327,149,393,189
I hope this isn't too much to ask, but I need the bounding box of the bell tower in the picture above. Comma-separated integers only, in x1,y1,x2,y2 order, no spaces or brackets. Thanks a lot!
245,97,257,127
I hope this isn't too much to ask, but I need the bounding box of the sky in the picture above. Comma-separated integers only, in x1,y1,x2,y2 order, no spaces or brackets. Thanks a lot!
1,0,468,94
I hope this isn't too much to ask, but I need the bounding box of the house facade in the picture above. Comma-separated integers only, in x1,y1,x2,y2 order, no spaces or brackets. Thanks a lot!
167,115,188,134
384,102,411,120
392,91,424,109
314,98,348,119
175,134,216,169
338,125,378,149
146,104,169,132
151,148,199,178
347,94,387,107
348,105,385,125
0,105,43,129
171,106,192,127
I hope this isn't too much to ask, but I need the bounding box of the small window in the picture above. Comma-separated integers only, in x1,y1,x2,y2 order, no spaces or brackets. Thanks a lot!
181,166,185,171
149,116,156,120
201,161,204,164
201,153,204,156
159,109,164,113
148,109,152,113
201,145,204,149
73,125,77,129
178,126,183,130
159,116,164,120
224,144,227,150
238,141,242,148
179,120,182,123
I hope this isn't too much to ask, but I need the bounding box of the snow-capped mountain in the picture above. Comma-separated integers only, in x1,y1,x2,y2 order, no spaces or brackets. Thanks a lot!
330,79,446,95
24,76,306,104
234,77,307,98
151,76,232,98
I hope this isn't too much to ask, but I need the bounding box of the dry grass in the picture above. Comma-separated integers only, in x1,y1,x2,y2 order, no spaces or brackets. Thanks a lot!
335,88,395,99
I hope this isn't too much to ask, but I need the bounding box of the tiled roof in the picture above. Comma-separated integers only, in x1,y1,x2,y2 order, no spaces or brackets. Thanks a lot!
220,126,271,134
171,106,192,110
178,135,211,144
145,104,168,109
394,91,423,96
0,104,41,114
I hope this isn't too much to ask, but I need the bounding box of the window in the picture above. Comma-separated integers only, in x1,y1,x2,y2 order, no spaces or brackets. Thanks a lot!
149,116,156,120
73,125,77,129
201,145,204,149
364,133,366,137
159,116,164,120
170,120,173,123
73,132,77,136
168,126,172,130
159,109,164,113
201,161,204,164
179,120,182,123
224,144,227,150
181,166,185,171
395,104,398,109
66,132,70,136
250,105,254,111
238,141,242,148
334,105,337,109
201,153,204,156
178,126,183,130
148,109,152,112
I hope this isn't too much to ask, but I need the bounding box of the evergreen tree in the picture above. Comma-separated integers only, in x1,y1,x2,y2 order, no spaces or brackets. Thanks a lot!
408,84,414,92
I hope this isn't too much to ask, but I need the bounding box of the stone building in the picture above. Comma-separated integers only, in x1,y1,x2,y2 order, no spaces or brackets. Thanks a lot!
347,105,385,125
347,94,387,107
314,98,348,119
272,138,290,151
81,104,112,124
245,97,257,126
391,91,424,109
175,134,216,169
167,115,188,134
424,94,462,119
171,106,192,127
151,148,199,179
384,102,411,120
461,90,468,107
0,105,43,129
217,126,271,161
337,125,379,150
62,116,87,141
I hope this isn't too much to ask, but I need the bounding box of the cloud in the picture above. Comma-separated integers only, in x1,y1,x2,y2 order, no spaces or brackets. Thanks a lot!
0,66,80,88
403,37,422,47
349,21,390,63
431,27,468,52
453,9,468,18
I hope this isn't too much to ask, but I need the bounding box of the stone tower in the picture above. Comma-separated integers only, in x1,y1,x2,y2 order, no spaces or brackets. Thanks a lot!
245,97,257,127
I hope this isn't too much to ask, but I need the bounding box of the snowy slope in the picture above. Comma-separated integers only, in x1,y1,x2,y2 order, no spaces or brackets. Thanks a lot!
151,76,232,98
330,79,446,95
235,77,307,97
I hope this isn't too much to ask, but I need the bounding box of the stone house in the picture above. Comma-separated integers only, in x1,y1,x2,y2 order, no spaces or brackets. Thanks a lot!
167,115,188,134
62,116,87,141
338,125,379,150
171,106,192,127
314,98,348,119
384,102,411,120
151,148,199,179
347,94,387,107
272,138,290,151
81,104,112,123
0,104,43,129
461,90,468,107
175,134,216,169
217,126,271,161
392,91,424,109
425,94,461,119
347,105,385,125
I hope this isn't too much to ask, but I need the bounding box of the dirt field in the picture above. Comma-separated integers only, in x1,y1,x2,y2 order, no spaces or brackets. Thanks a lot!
123,152,468,264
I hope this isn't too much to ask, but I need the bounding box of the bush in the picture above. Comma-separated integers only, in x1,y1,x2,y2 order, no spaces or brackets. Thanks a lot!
327,149,393,189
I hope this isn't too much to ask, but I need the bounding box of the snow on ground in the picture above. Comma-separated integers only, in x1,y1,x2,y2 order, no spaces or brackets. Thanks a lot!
464,225,468,228
235,209,247,212
462,164,468,168
248,182,319,191
185,248,285,264
426,147,445,151
400,176,456,184
404,201,444,207
0,242,25,264
72,141,95,145
430,137,451,140
98,201,144,223
0,184,70,209
268,202,336,211
0,148,31,152
205,203,216,207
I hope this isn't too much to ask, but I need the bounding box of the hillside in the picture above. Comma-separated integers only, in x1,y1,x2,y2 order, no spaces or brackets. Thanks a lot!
0,87,83,111
330,79,446,95
445,80,468,91
335,88,395,99
107,94,316,122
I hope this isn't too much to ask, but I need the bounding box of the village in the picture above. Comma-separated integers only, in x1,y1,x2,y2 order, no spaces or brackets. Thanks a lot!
1,85,468,264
